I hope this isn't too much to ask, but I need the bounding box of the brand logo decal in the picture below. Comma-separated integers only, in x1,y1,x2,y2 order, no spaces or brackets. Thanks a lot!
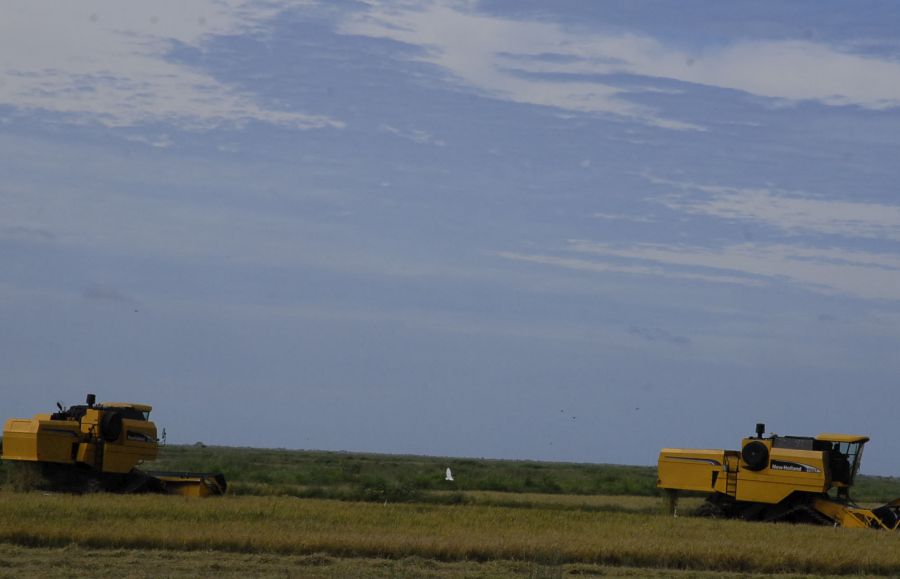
770,460,820,473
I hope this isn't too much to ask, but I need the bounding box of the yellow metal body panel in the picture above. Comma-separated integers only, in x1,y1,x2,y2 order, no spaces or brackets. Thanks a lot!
80,409,100,437
659,440,829,504
75,442,97,465
2,418,80,464
101,419,158,473
658,449,726,493
734,446,827,504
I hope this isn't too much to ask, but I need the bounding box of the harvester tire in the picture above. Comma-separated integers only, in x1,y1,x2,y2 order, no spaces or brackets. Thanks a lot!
100,412,123,442
741,441,769,471
695,499,726,518
83,476,105,494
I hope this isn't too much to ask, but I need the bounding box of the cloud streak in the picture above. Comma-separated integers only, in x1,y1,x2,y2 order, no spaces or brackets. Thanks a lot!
380,123,446,146
341,3,698,130
0,0,342,130
501,240,900,302
340,1,900,130
653,178,900,241
497,160,900,302
494,250,766,288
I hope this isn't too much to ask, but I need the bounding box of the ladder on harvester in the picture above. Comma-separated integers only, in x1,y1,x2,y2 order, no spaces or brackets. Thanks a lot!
725,453,739,497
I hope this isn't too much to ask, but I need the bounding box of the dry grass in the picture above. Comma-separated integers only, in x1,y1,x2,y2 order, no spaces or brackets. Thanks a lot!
1,493,900,575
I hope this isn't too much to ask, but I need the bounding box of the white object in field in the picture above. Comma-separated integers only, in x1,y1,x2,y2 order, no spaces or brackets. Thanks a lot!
445,467,454,481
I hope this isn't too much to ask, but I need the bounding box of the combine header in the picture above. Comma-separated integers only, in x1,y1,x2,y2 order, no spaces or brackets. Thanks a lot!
2,394,226,496
658,423,900,530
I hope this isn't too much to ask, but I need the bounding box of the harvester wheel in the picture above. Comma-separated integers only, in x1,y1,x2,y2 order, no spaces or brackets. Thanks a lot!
695,499,726,518
83,476,105,494
100,411,123,442
741,441,769,471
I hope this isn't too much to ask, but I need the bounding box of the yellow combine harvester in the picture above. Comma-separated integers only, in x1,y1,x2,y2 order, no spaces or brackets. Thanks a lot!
1,394,226,496
658,423,900,529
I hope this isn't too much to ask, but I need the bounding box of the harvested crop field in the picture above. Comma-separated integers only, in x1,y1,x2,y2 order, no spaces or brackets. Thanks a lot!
2,492,900,577
0,544,879,579
3,446,900,577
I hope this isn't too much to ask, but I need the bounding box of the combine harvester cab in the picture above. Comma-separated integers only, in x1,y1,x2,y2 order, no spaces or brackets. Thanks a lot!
2,394,226,497
657,423,900,530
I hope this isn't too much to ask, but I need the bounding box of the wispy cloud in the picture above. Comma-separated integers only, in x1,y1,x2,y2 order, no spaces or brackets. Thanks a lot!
340,2,701,130
0,0,343,130
592,212,656,223
494,250,765,287
502,167,900,301
574,241,900,301
124,133,174,149
498,240,900,301
340,1,900,129
380,124,445,146
652,178,900,241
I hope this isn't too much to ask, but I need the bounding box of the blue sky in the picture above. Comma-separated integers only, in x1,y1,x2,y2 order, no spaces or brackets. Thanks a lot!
2,1,900,474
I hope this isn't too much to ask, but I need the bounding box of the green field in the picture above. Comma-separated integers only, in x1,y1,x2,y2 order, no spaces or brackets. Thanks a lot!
141,444,900,503
2,445,900,577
